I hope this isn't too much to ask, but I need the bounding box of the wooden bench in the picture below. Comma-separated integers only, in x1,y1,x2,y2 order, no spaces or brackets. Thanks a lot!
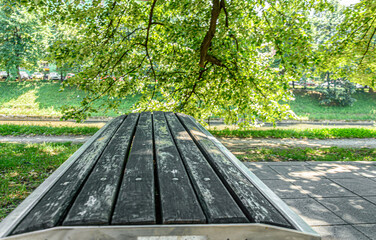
0,112,320,240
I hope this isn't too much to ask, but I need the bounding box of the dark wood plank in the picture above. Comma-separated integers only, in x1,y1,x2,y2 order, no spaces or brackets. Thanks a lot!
165,112,248,223
62,113,140,226
177,113,293,228
12,116,126,235
153,111,206,224
111,112,156,225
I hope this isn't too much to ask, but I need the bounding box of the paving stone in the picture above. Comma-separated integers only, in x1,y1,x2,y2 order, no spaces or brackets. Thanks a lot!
292,179,356,198
353,224,376,240
317,197,376,224
259,161,308,166
261,179,309,199
244,162,283,180
348,161,376,166
354,165,376,178
283,198,345,226
305,161,352,166
364,196,376,205
308,164,365,179
331,178,376,196
269,165,325,180
312,225,369,240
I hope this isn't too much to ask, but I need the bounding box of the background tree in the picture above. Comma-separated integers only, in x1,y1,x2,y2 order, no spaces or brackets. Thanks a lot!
324,0,376,89
0,2,50,80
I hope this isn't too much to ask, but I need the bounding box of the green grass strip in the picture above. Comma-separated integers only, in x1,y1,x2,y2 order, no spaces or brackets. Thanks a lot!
0,124,100,136
237,147,376,162
0,142,82,221
210,127,376,139
1,124,376,139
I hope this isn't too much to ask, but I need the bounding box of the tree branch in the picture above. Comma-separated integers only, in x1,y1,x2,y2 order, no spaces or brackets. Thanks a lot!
220,0,229,28
145,0,158,104
199,0,221,68
206,54,224,66
359,27,376,66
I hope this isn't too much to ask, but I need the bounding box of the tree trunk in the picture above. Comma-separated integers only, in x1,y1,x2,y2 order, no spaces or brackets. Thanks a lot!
16,66,21,82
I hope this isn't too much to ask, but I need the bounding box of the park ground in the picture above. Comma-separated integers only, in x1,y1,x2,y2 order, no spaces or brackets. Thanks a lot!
1,81,376,120
0,82,375,239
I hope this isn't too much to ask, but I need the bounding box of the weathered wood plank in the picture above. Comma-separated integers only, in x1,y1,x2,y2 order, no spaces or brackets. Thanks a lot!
11,115,126,235
62,113,140,226
177,113,293,228
153,112,206,224
165,112,248,223
111,112,156,225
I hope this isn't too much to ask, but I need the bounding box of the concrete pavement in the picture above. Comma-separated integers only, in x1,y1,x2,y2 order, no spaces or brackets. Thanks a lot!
245,161,376,240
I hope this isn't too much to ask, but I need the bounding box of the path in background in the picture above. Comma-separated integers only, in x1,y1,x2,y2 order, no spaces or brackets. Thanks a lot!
219,137,376,151
0,135,89,143
0,117,374,129
0,120,106,128
207,120,375,130
1,135,376,150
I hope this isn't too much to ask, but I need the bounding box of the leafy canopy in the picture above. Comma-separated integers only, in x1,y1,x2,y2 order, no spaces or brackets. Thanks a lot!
321,0,376,87
20,0,342,124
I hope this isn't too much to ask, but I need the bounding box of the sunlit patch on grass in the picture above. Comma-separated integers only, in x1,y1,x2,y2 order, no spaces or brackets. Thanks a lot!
9,172,18,177
0,89,61,117
0,82,139,118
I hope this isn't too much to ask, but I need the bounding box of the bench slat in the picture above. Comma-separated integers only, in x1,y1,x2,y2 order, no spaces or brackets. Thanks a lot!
165,112,248,223
177,113,293,228
62,113,140,226
153,112,206,224
111,112,156,225
11,116,126,235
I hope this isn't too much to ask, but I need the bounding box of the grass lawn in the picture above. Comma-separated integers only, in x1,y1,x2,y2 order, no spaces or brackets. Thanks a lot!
290,91,376,121
0,82,139,118
1,124,376,139
0,124,99,136
1,82,376,121
237,147,376,162
0,142,82,221
210,127,376,139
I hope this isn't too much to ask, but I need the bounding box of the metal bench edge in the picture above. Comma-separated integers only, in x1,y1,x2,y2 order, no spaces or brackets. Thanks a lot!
186,114,320,238
1,224,320,240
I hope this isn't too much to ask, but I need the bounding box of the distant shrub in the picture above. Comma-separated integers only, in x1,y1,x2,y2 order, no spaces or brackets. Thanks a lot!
316,80,356,106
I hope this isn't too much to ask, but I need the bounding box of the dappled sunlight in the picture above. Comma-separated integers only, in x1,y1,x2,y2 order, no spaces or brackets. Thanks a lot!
24,143,69,156
288,170,325,180
0,89,61,117
9,172,19,177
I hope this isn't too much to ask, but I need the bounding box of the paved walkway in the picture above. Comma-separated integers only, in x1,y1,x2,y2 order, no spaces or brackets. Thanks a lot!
245,161,376,240
0,135,89,143
219,137,376,150
1,136,376,150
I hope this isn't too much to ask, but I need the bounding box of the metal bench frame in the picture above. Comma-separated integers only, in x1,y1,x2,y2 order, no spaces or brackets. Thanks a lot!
0,114,320,240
